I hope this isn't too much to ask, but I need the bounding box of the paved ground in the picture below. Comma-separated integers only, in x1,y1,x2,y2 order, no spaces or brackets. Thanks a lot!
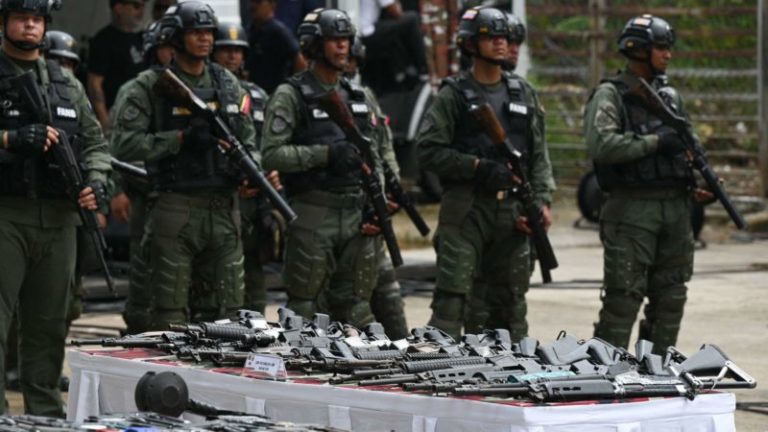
6,202,767,430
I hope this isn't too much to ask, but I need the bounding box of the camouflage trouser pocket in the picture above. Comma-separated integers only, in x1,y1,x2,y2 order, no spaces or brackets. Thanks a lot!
352,237,377,299
147,203,192,310
283,229,328,301
435,229,477,295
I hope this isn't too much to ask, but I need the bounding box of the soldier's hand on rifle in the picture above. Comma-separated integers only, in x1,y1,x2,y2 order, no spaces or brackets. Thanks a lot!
3,124,58,155
239,172,281,198
360,207,381,236
656,127,686,156
96,212,108,230
386,196,399,214
266,170,282,191
475,159,514,191
328,140,361,175
693,187,716,205
181,118,219,151
516,206,552,235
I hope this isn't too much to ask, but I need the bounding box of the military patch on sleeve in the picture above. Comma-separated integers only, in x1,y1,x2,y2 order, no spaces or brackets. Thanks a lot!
418,115,435,135
121,104,140,122
594,100,619,133
271,116,288,134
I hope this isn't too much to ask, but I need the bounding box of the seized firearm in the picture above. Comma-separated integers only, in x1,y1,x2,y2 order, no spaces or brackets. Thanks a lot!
469,103,558,283
316,90,403,267
624,77,747,230
12,71,115,293
155,68,296,223
382,160,430,236
110,157,148,183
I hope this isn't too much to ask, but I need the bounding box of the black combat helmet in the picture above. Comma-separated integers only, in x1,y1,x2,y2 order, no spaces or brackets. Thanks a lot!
44,30,79,65
214,21,249,50
158,0,217,51
618,14,675,60
1,0,63,50
350,36,366,65
457,7,510,47
506,13,526,44
142,20,170,64
297,8,355,60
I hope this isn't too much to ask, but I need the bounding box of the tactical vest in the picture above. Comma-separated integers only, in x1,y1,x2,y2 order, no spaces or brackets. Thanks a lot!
240,80,267,150
442,72,533,172
0,57,82,198
283,71,371,194
148,63,244,192
593,73,691,191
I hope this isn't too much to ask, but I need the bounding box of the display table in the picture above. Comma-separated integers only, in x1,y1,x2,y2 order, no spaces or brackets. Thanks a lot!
67,349,737,432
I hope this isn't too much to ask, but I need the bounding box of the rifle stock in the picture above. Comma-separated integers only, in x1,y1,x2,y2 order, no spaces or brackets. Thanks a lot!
470,103,558,282
382,160,431,237
625,77,747,230
317,90,403,267
156,69,297,223
13,71,116,293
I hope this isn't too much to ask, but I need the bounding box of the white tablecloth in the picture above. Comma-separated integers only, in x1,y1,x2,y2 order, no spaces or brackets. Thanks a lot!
67,349,737,432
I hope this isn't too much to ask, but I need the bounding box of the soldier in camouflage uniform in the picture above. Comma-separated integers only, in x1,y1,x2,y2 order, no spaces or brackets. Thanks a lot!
417,7,555,340
0,0,111,415
111,19,172,334
111,1,256,329
343,37,408,339
212,21,281,314
262,9,380,327
586,15,712,355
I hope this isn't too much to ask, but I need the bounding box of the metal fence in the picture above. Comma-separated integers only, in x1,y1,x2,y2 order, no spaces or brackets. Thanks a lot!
524,0,761,198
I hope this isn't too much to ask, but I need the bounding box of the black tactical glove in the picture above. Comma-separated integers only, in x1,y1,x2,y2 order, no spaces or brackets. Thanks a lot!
475,159,514,191
6,124,48,156
656,127,687,157
182,118,219,151
88,181,109,209
328,140,361,175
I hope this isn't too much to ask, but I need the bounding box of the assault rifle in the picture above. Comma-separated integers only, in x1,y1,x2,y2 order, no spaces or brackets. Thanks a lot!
382,160,430,237
624,77,747,230
316,90,403,267
12,71,115,293
470,103,558,283
155,69,297,223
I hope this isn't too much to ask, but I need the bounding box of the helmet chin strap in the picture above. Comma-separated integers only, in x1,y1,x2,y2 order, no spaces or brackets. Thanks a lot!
2,18,45,52
469,40,513,70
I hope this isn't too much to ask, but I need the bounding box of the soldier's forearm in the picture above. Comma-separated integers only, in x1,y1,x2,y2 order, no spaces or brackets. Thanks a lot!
262,143,328,173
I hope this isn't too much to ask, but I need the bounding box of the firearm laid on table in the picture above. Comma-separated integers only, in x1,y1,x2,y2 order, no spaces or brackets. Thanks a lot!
317,90,403,267
11,71,115,293
154,68,297,223
469,103,558,283
624,76,747,230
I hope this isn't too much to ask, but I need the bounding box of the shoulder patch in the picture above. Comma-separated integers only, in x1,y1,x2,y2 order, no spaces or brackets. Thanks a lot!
121,104,140,122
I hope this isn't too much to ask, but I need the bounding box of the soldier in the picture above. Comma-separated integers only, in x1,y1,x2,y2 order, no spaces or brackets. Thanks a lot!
110,1,256,328
0,0,111,415
212,21,280,314
586,15,712,355
44,30,79,71
417,7,554,340
262,9,379,327
343,37,408,339
111,19,172,334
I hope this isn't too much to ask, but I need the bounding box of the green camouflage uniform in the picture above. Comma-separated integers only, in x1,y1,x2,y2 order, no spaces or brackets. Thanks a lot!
585,70,695,355
0,52,110,416
417,72,554,339
238,80,272,314
109,82,154,333
262,69,380,328
362,87,409,340
110,64,256,329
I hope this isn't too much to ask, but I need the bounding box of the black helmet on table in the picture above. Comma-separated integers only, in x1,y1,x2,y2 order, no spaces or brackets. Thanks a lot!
44,29,79,65
297,8,355,61
618,14,675,60
158,0,217,52
1,0,63,51
214,21,249,50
